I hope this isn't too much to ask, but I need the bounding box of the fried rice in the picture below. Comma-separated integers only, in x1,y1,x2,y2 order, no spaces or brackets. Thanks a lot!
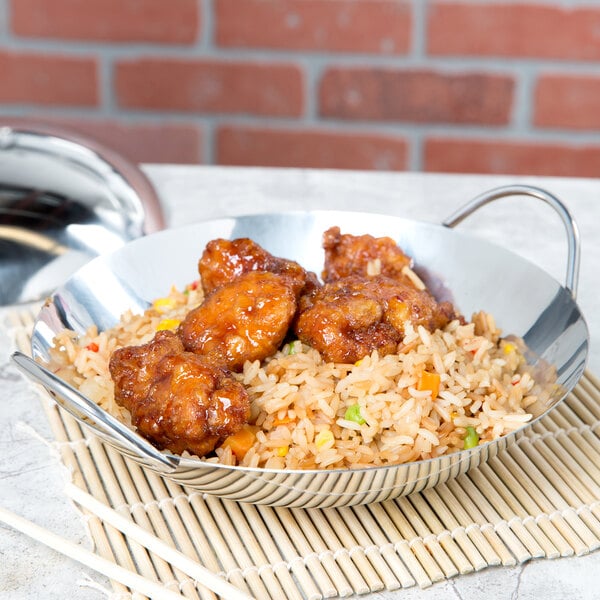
47,279,541,471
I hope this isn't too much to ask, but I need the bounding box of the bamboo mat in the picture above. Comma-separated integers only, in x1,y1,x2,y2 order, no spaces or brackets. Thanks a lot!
10,308,600,599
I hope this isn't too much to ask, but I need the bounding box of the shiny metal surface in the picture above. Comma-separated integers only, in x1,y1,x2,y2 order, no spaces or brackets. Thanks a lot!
21,185,589,508
0,122,164,305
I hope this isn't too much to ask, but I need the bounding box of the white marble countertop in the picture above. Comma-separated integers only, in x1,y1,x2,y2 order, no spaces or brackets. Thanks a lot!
2,166,600,599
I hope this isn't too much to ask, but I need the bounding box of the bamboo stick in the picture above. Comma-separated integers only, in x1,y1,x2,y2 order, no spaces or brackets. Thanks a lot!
243,504,337,599
506,443,587,556
381,501,446,582
201,497,271,599
396,497,460,579
422,487,488,571
429,485,501,567
288,507,354,597
448,476,526,564
320,509,386,592
478,460,555,558
217,502,292,600
405,494,475,575
350,505,416,588
474,460,567,559
302,509,371,594
366,503,432,589
335,507,402,591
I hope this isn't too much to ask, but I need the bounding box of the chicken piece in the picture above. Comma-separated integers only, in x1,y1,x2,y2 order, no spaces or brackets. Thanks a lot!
199,237,318,297
295,275,458,364
109,330,250,456
109,329,182,414
322,226,413,284
179,270,297,371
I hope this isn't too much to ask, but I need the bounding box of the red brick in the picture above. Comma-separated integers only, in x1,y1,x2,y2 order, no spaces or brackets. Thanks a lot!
217,126,407,170
534,75,600,130
424,138,600,177
319,68,514,125
428,3,600,60
20,118,202,164
0,51,97,106
215,0,411,54
11,0,199,43
116,59,303,117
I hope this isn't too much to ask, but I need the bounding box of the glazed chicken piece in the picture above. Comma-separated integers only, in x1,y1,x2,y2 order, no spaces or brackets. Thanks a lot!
295,275,458,364
322,226,414,284
109,329,182,414
179,270,298,371
199,237,318,298
109,330,250,456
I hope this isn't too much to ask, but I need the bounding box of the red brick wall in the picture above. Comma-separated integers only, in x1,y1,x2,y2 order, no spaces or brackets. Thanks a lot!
3,0,600,176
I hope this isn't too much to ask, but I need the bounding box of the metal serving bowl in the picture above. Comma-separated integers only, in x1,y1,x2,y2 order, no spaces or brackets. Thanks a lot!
14,185,589,508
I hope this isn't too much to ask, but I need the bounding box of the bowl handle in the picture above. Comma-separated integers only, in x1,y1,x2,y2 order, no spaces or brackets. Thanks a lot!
11,351,180,473
442,184,581,299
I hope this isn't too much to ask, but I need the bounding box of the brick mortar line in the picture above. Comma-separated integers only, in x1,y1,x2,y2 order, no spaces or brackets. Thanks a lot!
142,117,600,144
200,0,214,51
1,40,600,83
0,104,213,127
5,36,600,76
0,0,7,37
407,132,423,172
97,55,114,115
511,64,537,130
195,0,213,163
407,0,433,172
410,0,427,59
205,120,215,165
4,104,600,145
302,59,319,123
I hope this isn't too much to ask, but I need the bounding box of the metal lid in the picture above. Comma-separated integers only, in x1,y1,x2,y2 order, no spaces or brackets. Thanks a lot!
0,120,165,305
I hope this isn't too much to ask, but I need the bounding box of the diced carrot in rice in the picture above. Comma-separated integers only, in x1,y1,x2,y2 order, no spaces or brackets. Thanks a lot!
416,370,441,399
221,426,258,461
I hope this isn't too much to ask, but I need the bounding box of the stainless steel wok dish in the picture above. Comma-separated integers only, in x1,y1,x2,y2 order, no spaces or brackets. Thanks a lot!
15,185,589,509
